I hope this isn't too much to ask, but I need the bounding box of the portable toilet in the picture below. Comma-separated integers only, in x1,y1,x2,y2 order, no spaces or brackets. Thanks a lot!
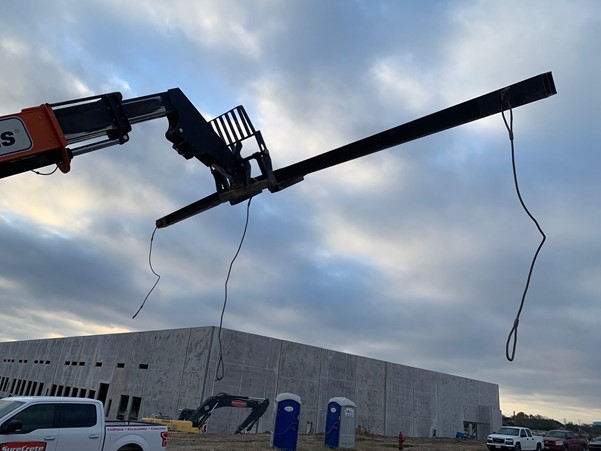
271,393,301,451
324,397,356,449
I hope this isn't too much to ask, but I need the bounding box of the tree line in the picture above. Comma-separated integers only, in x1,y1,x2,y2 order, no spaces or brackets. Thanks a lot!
504,412,601,437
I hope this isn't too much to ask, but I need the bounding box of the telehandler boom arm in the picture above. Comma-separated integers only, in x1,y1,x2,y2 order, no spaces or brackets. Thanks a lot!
0,72,556,227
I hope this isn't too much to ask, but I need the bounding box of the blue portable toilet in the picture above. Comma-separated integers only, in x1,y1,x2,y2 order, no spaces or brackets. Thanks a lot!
324,397,356,449
271,393,301,451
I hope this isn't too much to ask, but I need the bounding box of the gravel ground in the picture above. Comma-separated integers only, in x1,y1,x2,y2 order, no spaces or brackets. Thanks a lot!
166,431,486,450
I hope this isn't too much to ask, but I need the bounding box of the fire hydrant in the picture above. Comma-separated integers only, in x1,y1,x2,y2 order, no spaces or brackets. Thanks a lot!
398,431,405,450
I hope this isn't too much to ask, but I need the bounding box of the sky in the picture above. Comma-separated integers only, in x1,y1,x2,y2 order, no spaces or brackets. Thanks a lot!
0,0,599,425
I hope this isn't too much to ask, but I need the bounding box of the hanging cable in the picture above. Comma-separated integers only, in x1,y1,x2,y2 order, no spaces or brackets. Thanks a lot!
132,226,161,319
501,89,547,362
215,197,253,380
31,166,58,176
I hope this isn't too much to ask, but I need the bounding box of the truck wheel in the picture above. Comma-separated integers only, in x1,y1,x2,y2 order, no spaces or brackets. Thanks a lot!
536,444,542,451
515,443,521,451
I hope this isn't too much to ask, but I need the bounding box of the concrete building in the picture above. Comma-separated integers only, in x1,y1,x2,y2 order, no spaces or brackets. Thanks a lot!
0,326,501,438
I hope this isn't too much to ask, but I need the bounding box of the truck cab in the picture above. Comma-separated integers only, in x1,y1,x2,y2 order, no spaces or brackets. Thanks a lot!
0,396,167,451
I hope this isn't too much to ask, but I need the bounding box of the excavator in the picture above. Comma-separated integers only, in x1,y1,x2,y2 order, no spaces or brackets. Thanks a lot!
0,73,556,227
178,392,269,434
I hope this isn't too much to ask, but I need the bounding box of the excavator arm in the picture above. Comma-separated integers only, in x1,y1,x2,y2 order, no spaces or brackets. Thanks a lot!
178,392,269,434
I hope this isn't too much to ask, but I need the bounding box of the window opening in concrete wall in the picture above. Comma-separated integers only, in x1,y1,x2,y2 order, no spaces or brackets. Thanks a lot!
57,385,64,396
14,379,21,395
138,364,148,369
78,361,85,366
50,384,57,396
116,395,129,420
25,381,32,395
64,361,70,365
10,379,16,393
106,399,112,418
463,421,484,438
117,363,125,368
37,383,44,396
88,390,96,399
71,387,79,397
31,382,37,396
98,383,109,406
95,362,102,367
19,380,26,396
129,397,142,420
79,388,86,397
71,361,77,366
45,361,50,364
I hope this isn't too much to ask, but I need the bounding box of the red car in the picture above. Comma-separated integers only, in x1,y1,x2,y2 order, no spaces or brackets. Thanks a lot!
543,430,587,451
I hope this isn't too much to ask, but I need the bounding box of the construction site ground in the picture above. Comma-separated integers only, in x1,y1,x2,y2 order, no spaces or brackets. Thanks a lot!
167,431,486,450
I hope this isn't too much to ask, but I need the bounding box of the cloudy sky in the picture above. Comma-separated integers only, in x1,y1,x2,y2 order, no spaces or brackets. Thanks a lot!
0,0,599,424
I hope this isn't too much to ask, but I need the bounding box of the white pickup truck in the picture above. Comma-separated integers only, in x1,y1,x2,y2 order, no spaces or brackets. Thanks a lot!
0,396,168,451
487,426,543,451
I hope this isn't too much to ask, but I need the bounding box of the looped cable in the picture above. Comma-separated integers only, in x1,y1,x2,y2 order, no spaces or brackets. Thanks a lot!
31,166,59,176
502,89,546,362
505,318,520,361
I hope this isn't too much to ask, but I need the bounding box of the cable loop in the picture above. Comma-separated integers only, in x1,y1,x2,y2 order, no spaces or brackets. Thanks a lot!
502,92,546,362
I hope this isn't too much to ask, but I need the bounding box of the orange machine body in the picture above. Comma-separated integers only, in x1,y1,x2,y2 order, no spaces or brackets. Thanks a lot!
0,104,70,173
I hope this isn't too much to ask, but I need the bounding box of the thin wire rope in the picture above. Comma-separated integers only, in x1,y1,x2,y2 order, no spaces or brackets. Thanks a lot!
502,90,547,362
133,226,160,319
215,197,253,380
31,166,58,176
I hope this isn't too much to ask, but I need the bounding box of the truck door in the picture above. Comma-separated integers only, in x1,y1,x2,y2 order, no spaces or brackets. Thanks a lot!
56,403,102,451
523,429,536,450
0,402,59,451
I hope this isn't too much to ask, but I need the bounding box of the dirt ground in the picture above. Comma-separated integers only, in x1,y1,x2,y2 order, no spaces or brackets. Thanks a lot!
167,431,486,450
